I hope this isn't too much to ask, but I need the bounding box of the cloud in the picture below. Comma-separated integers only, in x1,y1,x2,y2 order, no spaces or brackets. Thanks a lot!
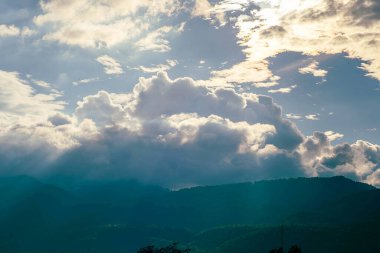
35,0,180,48
0,117,98,176
305,114,319,121
0,24,19,36
191,0,254,25
0,70,64,119
135,25,183,52
42,18,142,48
286,113,324,121
207,0,380,85
0,72,380,188
128,72,303,151
96,55,123,75
72,77,99,86
324,131,344,142
55,113,288,186
210,60,278,87
346,0,380,27
299,61,328,77
32,79,51,88
0,24,35,37
48,113,74,126
20,26,37,37
130,60,178,74
286,113,303,120
127,72,304,152
191,0,226,24
75,91,125,126
0,72,306,187
268,85,297,94
298,133,380,187
191,0,213,19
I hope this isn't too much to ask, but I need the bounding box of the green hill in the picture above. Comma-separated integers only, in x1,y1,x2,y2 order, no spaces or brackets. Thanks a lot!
0,176,378,253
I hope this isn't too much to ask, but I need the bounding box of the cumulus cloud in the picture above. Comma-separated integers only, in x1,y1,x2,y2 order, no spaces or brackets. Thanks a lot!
1,72,380,188
0,72,307,187
75,91,125,126
96,55,124,75
298,133,380,187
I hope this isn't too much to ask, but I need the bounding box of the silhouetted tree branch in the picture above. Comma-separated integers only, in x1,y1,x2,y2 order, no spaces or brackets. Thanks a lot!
137,243,190,253
269,245,302,253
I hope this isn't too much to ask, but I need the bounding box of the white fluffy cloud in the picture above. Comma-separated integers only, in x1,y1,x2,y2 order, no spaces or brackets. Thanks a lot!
191,0,226,24
286,113,303,120
0,24,20,37
75,91,125,126
324,131,344,142
0,72,305,186
96,55,124,75
305,114,320,121
0,24,36,37
0,72,380,187
299,61,328,77
268,85,297,94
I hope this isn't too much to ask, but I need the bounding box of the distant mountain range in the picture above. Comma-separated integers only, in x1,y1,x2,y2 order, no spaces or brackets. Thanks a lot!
0,176,379,253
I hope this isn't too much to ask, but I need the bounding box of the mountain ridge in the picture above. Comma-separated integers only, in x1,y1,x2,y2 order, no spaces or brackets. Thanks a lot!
0,175,379,252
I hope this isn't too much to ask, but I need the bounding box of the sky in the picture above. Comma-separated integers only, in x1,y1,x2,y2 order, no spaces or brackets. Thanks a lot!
1,0,380,188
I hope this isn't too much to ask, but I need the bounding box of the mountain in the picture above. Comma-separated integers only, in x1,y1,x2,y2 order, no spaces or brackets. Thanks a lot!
0,176,378,253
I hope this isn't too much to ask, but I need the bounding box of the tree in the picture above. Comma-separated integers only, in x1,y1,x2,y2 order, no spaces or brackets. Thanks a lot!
269,245,302,253
137,243,191,253
288,245,302,253
269,247,284,253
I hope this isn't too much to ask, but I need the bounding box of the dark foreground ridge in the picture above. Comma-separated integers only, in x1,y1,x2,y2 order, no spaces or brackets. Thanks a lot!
0,176,379,253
